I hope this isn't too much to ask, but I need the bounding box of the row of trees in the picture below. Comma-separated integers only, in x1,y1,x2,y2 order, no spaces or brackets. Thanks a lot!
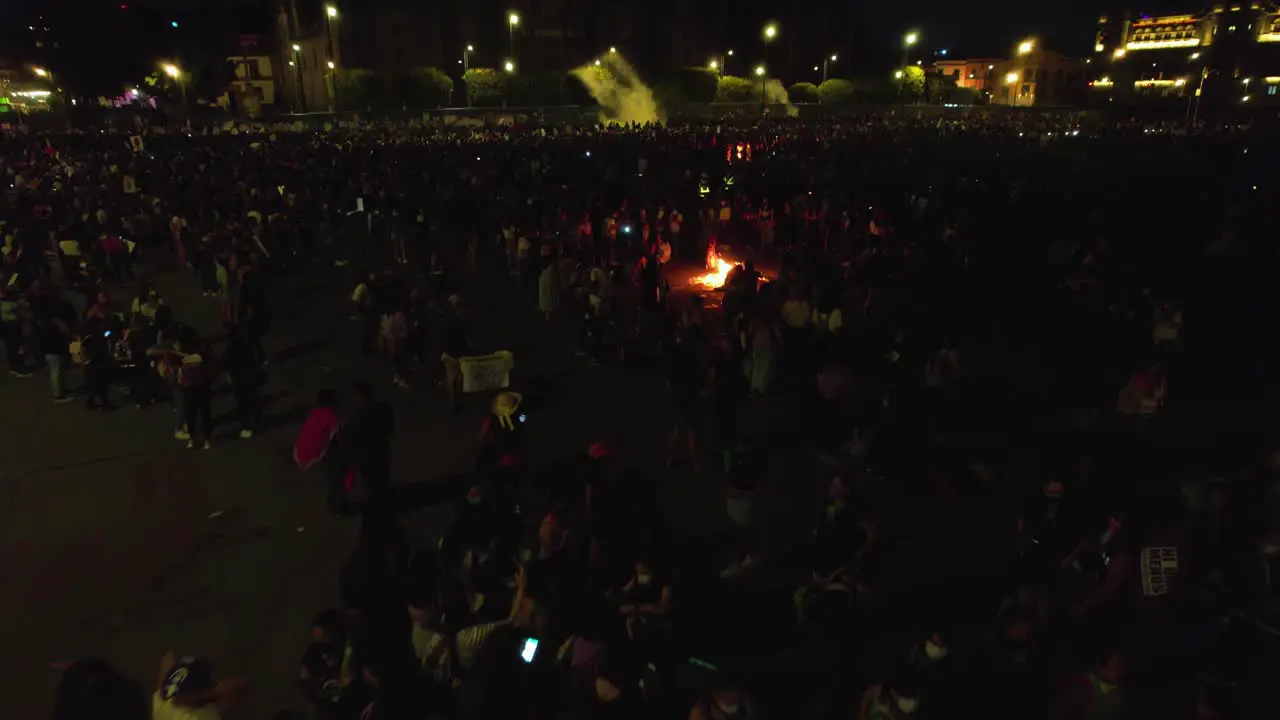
328,65,979,112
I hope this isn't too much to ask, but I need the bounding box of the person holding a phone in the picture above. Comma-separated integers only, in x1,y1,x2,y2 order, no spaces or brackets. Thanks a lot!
81,317,114,411
453,563,559,720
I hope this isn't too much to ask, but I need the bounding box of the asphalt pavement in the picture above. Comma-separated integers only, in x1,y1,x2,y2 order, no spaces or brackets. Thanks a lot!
0,258,1026,717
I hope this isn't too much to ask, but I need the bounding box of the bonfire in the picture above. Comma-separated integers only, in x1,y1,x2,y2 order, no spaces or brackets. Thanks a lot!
691,246,736,290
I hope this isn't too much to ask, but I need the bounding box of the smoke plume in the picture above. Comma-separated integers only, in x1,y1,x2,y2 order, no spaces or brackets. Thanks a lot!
762,78,798,117
571,52,663,125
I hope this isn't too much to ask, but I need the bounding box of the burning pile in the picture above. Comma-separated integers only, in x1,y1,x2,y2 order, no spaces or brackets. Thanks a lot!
691,246,736,290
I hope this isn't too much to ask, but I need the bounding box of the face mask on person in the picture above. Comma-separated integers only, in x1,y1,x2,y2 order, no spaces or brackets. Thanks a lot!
896,697,919,715
924,640,948,661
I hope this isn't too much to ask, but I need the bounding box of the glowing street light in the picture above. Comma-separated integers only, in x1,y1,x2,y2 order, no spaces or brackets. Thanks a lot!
594,59,602,66
1005,71,1020,84
609,46,616,53
508,12,520,56
33,67,48,78
727,49,734,56
755,65,767,115
162,63,187,110
462,44,474,74
894,70,904,79
1113,48,1127,59
289,45,305,110
324,5,339,111
1017,39,1035,55
1190,52,1201,60
822,53,837,83
504,60,515,72
761,25,778,88
900,31,920,100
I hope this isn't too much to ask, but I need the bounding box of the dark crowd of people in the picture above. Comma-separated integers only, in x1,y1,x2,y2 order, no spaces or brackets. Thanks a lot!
20,109,1280,719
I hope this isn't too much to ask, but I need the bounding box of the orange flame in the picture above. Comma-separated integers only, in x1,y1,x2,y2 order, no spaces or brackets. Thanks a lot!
691,247,736,290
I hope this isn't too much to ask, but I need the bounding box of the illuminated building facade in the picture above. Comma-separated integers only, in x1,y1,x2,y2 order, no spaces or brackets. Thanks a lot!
1092,2,1280,104
934,58,1004,94
225,35,280,117
935,49,1087,106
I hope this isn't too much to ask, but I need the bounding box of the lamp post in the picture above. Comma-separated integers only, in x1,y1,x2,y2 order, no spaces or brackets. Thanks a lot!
762,24,778,83
459,44,474,106
900,31,918,99
508,12,519,58
755,64,766,116
325,5,339,111
709,59,721,77
1192,66,1216,123
822,53,836,83
290,44,306,111
327,60,337,111
162,63,187,111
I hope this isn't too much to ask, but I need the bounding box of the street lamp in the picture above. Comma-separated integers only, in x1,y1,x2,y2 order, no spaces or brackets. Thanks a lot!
504,60,515,72
900,31,919,98
609,46,616,54
508,12,520,57
594,59,601,66
1017,39,1035,56
162,63,187,111
762,24,778,87
463,44,474,72
290,44,305,111
325,5,339,111
894,70,904,79
823,53,837,83
755,64,767,115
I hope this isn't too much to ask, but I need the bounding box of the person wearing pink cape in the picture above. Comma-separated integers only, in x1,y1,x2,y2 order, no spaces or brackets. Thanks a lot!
293,389,354,514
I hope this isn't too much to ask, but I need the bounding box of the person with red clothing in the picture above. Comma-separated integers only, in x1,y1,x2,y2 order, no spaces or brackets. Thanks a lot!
477,391,526,473
295,389,353,515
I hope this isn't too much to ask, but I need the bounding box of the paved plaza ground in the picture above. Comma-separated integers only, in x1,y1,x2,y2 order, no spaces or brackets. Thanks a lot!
1,259,1045,716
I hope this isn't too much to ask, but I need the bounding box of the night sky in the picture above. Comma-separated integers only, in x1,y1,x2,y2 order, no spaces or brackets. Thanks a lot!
1,0,1207,94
